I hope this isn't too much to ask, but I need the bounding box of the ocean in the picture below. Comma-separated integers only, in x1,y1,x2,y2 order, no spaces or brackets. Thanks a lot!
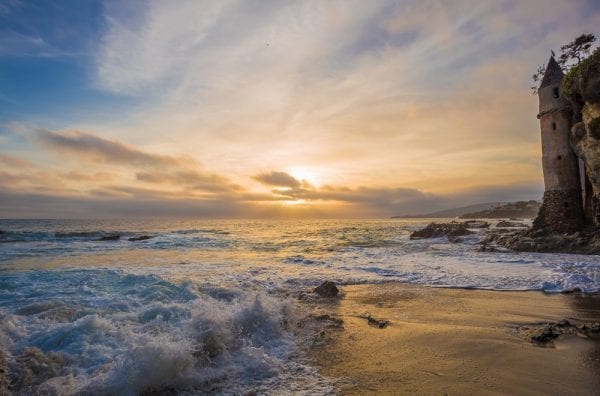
1,218,599,394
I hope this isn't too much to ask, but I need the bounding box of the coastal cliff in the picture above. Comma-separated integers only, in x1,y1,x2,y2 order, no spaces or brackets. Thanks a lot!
564,48,600,227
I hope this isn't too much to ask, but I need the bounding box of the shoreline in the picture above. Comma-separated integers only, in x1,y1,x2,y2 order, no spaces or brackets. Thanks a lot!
308,283,600,395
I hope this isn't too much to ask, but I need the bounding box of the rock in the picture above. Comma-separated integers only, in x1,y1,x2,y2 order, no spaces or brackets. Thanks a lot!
531,325,559,344
128,235,152,241
98,235,120,241
496,220,527,228
557,319,571,327
448,235,463,243
313,314,344,327
364,314,390,329
591,322,600,333
464,220,490,228
563,48,600,229
410,222,474,240
314,281,339,297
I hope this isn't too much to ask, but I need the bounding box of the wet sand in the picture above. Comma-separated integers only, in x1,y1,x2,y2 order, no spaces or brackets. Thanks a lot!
310,284,600,395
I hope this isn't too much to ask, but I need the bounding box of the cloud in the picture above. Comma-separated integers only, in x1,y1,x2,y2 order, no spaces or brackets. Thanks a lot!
0,153,35,168
34,128,186,168
136,170,242,192
253,171,301,188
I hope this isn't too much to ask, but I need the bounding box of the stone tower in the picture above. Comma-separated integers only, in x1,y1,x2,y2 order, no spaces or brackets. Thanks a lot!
533,56,584,233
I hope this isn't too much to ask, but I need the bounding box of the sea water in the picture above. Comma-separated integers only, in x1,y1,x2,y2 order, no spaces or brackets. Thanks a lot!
0,219,599,394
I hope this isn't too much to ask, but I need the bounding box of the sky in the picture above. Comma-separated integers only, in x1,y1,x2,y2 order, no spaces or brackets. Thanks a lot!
1,0,599,219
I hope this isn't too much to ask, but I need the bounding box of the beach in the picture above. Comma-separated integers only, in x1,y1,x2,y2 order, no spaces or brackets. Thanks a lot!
311,283,600,395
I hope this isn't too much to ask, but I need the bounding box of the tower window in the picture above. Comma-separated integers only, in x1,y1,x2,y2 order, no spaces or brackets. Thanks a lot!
553,87,560,98
557,155,562,160
564,202,569,208
552,122,557,130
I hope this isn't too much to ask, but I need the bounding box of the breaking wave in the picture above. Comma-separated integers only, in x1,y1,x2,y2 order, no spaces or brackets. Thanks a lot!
0,270,332,394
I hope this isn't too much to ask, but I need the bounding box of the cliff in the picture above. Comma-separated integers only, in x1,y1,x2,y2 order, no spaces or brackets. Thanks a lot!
563,47,600,227
459,200,540,219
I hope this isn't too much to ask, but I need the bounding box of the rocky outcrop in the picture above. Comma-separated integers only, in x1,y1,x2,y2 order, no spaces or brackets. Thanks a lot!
481,228,600,254
314,281,339,298
496,220,527,228
410,222,474,240
516,319,600,346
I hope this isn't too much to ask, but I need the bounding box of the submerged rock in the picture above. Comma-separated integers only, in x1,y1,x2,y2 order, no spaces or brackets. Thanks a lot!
314,281,339,298
410,222,474,240
128,235,153,242
98,235,120,241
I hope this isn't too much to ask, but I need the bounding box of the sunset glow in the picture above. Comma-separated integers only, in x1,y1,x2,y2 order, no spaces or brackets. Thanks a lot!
1,1,599,218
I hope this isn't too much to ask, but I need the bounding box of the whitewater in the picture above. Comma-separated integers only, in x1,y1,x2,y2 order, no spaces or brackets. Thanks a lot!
1,219,599,394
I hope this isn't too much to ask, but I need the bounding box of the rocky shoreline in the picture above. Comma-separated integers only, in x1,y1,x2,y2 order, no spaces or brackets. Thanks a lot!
410,220,600,255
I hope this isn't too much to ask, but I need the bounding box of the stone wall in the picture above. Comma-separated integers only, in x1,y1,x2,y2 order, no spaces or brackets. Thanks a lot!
532,189,584,233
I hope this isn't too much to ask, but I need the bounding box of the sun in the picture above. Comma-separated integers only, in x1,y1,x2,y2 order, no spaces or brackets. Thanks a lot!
288,167,320,186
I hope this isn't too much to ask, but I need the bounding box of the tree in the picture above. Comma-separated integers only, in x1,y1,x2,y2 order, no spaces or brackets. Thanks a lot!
531,33,596,94
558,34,596,68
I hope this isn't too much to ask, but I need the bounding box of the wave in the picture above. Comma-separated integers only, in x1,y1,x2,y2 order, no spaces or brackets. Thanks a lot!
0,270,332,395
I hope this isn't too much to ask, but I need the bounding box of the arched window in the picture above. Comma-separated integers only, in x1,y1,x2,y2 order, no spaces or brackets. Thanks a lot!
553,87,560,98
552,122,557,130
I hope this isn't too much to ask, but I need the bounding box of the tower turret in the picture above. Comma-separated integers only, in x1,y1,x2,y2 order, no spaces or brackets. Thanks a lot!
533,56,584,233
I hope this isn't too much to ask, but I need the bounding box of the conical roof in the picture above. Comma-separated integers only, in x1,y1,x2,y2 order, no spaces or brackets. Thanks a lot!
539,56,564,88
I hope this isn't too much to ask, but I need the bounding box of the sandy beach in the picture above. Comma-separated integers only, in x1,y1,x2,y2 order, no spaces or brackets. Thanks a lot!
310,284,600,395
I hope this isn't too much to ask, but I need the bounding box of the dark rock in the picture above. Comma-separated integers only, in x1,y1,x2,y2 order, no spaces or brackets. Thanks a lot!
364,314,390,329
448,235,463,243
410,222,474,240
464,220,490,228
531,325,559,344
557,319,571,327
591,322,600,333
98,235,120,241
482,227,600,255
314,281,339,298
128,235,152,241
313,314,344,327
496,220,527,228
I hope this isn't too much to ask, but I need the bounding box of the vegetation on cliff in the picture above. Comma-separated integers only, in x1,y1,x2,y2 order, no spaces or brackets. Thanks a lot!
562,47,600,106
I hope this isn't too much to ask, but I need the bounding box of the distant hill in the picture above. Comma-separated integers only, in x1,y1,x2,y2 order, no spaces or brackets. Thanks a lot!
458,200,541,219
392,202,505,219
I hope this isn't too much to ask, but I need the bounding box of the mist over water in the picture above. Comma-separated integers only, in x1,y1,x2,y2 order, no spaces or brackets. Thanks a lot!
1,219,599,393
